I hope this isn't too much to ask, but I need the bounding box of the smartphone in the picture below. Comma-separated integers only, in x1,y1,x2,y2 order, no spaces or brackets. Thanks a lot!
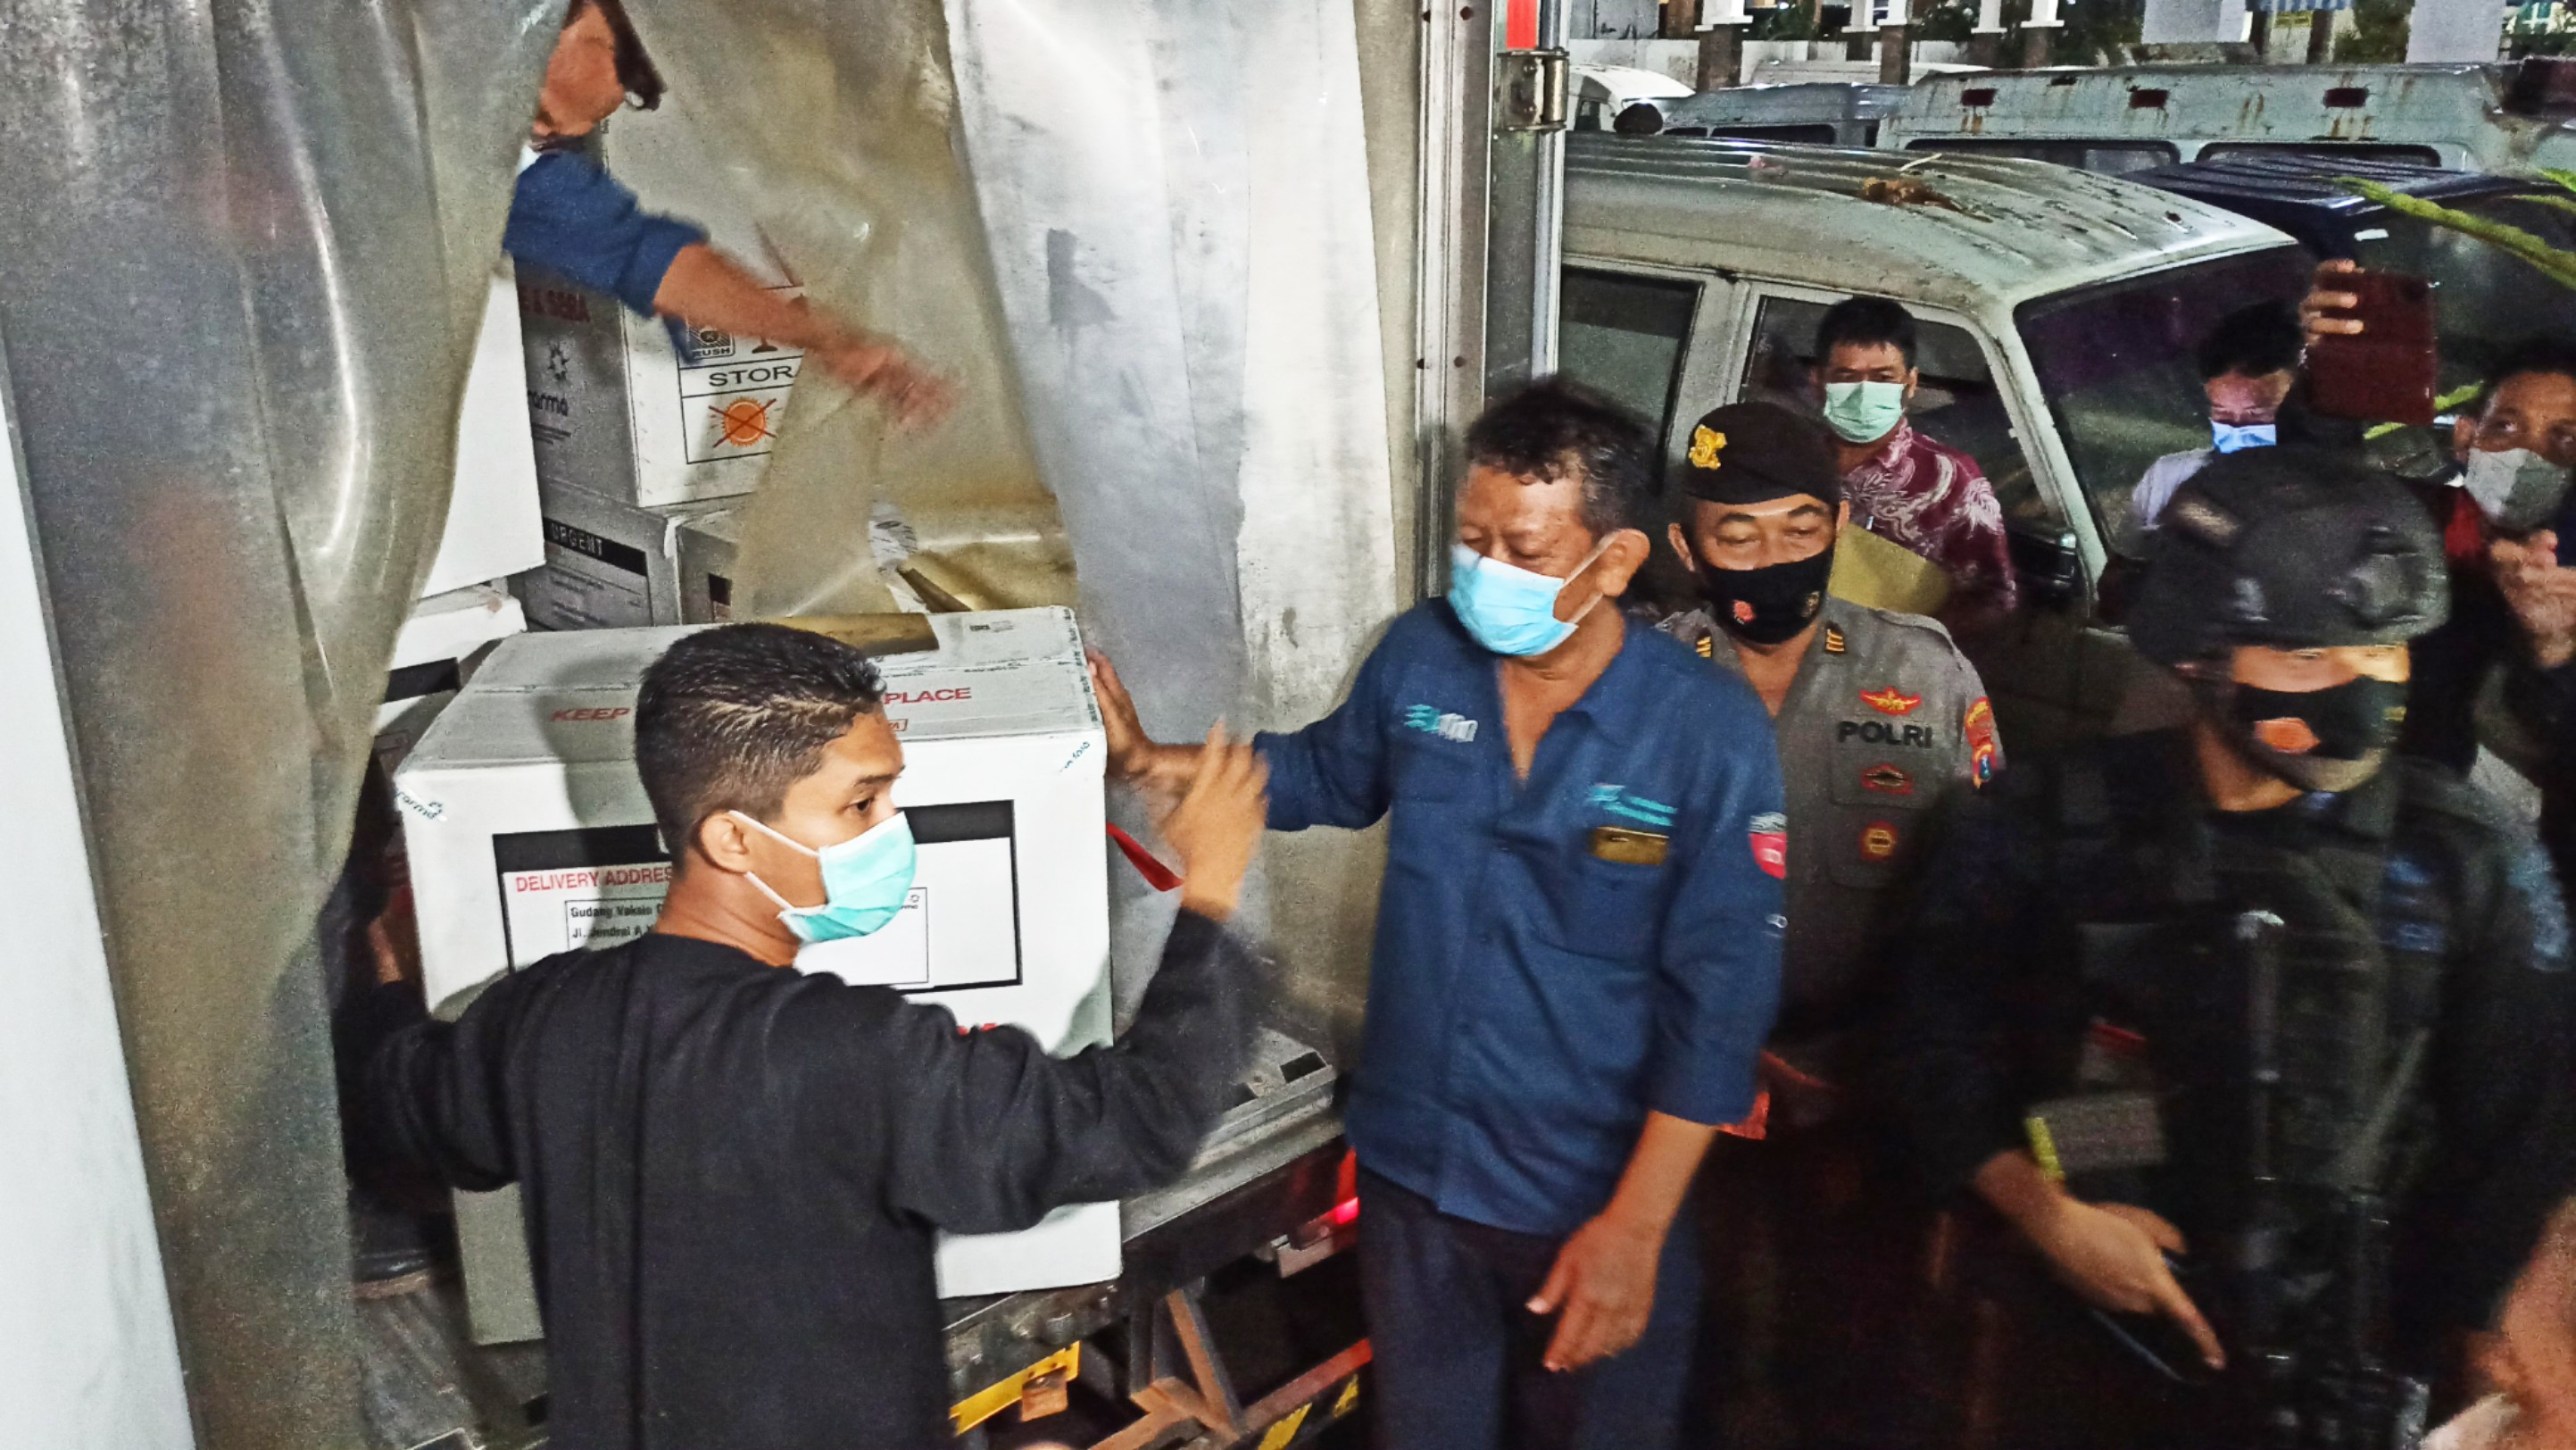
2306,271,2439,427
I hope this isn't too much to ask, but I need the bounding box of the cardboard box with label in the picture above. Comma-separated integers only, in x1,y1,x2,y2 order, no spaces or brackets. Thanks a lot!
375,583,528,774
395,608,1115,1338
517,480,714,631
518,267,804,511
423,266,547,599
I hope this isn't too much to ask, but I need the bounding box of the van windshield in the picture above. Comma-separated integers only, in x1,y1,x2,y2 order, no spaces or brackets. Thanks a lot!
2016,246,2314,557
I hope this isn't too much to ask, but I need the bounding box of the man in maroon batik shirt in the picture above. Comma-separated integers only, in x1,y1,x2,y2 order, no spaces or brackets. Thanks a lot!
1812,296,2019,637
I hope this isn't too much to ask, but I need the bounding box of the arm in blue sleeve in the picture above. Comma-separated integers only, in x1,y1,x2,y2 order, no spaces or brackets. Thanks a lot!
1254,629,1402,834
504,152,707,318
1646,705,1787,1125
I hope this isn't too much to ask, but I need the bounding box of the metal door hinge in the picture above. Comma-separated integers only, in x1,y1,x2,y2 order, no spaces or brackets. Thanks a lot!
1495,49,1569,131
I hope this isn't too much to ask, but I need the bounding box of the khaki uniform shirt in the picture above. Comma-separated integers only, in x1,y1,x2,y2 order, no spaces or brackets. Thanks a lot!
1662,596,1999,1072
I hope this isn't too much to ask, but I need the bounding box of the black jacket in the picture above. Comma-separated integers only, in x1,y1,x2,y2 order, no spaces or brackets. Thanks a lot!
364,910,1259,1450
1897,732,2573,1350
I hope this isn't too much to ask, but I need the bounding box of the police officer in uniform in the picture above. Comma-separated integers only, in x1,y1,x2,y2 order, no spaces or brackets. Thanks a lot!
1898,448,2576,1449
1659,401,1999,1448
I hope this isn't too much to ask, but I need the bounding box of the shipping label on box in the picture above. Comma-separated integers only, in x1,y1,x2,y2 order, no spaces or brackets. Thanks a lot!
395,609,1117,1327
518,266,802,511
519,483,710,631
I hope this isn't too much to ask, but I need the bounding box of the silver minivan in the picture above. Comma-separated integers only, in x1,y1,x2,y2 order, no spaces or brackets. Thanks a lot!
1558,135,2311,744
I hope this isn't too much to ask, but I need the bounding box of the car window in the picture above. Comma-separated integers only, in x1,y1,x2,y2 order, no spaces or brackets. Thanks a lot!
1575,98,1608,131
2198,141,2440,166
1706,124,1840,145
2015,246,2315,557
1559,267,1700,446
1738,293,2044,523
1904,138,2180,175
2350,195,2576,401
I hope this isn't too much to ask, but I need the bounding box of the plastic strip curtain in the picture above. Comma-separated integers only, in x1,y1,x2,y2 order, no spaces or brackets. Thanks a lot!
611,0,1084,619
619,0,1396,1016
0,0,557,1442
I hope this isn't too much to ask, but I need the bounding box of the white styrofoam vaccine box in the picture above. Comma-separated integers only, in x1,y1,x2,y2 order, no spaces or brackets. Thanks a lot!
395,608,1116,1337
374,583,528,774
518,480,715,632
422,266,546,599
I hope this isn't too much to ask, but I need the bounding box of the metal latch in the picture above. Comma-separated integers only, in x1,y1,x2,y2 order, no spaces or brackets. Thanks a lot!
1495,49,1570,132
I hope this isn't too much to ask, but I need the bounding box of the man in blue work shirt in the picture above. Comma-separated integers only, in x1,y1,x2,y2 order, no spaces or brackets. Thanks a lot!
506,0,950,426
1093,379,1787,1450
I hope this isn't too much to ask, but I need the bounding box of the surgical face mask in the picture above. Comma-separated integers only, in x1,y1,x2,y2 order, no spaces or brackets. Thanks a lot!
2461,446,2572,534
1447,537,1613,658
1702,547,1833,646
1821,380,1906,445
2219,676,2408,795
2210,421,2277,454
731,809,918,943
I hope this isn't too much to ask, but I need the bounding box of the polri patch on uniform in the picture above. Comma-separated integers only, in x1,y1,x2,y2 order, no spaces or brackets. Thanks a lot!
1965,696,1999,788
1823,624,1847,654
1860,686,1922,716
1861,762,1915,796
1749,811,1788,879
1857,821,1899,862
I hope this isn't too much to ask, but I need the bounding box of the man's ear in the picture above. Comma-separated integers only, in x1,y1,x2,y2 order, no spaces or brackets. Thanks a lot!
2454,413,2479,463
1593,527,1653,598
1666,520,1701,573
694,812,760,875
1903,366,1922,404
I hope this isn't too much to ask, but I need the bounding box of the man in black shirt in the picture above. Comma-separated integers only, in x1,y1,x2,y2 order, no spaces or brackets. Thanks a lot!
1896,451,2574,1447
364,622,1268,1449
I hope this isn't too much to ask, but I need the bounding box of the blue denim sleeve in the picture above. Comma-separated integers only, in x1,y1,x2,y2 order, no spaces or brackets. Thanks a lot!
1254,627,1400,835
1646,684,1787,1126
503,152,706,318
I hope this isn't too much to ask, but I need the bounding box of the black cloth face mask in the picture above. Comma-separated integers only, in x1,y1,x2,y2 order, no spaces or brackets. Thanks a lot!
2220,675,2408,794
1703,549,1832,646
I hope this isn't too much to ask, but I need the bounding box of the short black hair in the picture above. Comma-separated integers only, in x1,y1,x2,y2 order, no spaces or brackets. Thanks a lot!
2195,301,2303,381
2483,336,2576,409
1464,377,1658,538
634,624,885,862
569,0,666,112
1813,296,1918,371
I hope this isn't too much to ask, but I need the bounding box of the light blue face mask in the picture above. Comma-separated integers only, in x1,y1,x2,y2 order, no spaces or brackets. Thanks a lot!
1821,380,1907,444
733,809,918,944
2211,420,2277,454
1447,538,1612,657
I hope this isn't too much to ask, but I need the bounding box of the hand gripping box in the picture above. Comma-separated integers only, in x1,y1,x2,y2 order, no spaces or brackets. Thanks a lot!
395,608,1117,1338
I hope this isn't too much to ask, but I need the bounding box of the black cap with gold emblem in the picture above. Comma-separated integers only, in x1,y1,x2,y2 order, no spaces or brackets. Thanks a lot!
1678,402,1841,510
2129,447,2447,667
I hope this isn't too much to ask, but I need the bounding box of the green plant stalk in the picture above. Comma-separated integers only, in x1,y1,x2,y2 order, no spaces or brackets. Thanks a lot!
2339,178,2576,291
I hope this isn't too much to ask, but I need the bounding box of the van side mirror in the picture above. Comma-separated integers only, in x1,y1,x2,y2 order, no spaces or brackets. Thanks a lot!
2007,520,2082,611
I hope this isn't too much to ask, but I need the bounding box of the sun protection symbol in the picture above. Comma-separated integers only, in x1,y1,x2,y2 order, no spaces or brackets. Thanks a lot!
1690,426,1727,470
710,396,777,448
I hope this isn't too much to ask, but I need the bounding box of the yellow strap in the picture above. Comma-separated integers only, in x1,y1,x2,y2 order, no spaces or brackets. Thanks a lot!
949,1344,1081,1434
1259,1404,1315,1450
2024,1114,2065,1182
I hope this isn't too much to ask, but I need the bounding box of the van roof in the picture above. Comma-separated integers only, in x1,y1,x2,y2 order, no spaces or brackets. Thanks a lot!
2130,151,2535,215
1890,63,2514,150
1657,80,1907,129
1565,135,2294,315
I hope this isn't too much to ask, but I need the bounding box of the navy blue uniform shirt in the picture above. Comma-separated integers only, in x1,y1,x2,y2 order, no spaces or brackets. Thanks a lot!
505,150,706,318
1258,601,1788,1236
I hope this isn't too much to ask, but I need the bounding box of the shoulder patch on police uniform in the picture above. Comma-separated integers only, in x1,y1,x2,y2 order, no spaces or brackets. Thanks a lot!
1823,624,1847,654
1965,696,1999,788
